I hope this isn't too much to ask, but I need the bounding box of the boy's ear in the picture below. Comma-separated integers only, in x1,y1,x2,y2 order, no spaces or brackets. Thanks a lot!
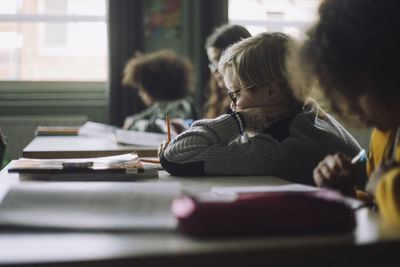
266,82,281,101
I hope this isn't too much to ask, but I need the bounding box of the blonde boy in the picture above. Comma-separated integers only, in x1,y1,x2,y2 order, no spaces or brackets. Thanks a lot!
159,32,362,185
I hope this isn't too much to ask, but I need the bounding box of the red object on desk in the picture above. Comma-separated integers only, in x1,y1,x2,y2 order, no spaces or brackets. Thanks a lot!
171,190,356,237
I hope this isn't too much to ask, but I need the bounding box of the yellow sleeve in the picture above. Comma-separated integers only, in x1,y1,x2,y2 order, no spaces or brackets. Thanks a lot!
367,129,380,177
375,168,400,226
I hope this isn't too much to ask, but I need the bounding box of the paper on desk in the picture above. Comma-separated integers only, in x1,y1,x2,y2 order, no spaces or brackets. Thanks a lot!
78,121,118,139
211,184,364,210
115,129,167,146
0,182,181,230
78,121,167,147
211,184,318,196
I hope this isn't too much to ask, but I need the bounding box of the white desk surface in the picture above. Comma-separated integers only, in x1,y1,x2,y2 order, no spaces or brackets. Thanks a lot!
22,136,158,158
1,163,400,266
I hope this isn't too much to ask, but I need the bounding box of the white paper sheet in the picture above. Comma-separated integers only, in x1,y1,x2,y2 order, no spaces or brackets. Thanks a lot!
211,184,318,196
78,121,117,139
0,182,181,230
115,129,167,146
211,184,364,210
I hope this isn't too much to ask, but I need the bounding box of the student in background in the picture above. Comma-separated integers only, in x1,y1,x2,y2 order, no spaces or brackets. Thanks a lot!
159,32,362,185
122,49,195,133
203,24,251,119
296,0,400,225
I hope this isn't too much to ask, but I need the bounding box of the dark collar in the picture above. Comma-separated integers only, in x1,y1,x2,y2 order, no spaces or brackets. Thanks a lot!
263,114,297,142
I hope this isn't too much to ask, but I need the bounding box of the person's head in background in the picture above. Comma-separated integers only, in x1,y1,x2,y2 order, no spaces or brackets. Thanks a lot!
294,0,400,131
218,32,306,116
123,49,194,107
204,24,251,118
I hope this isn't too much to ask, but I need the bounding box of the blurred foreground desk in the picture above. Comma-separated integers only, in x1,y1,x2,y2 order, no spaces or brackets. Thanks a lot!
22,136,158,158
1,164,400,266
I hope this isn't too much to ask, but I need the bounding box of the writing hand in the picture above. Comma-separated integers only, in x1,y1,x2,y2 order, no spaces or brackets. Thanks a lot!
158,139,170,157
313,152,357,197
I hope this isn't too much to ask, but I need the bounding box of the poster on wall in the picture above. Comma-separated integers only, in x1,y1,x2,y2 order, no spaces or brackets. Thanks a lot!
144,0,181,40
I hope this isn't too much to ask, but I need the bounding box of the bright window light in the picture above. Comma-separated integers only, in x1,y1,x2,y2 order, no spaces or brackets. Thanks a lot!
0,0,108,81
229,0,321,39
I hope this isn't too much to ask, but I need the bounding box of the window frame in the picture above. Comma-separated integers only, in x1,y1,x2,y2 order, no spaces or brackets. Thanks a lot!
0,10,108,106
0,81,107,107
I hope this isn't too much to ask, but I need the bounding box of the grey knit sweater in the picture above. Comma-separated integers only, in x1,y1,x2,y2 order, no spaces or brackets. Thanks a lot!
161,99,363,185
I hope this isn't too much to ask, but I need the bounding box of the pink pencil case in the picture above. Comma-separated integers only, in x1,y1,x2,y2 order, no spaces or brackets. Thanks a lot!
171,190,356,237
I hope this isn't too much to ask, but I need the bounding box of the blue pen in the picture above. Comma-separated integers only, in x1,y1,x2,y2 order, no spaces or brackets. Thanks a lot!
351,149,366,165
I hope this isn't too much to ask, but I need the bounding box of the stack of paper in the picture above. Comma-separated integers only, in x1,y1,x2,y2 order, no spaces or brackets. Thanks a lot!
8,153,159,181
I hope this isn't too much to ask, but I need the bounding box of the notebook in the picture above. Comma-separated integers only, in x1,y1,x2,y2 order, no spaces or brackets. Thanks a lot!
35,126,80,136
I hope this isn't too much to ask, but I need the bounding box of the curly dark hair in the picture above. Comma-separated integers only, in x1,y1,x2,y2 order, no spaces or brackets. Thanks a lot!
123,49,194,101
296,0,400,118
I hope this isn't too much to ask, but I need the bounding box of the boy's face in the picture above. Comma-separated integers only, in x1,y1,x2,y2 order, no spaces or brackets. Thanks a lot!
358,92,400,131
223,69,271,111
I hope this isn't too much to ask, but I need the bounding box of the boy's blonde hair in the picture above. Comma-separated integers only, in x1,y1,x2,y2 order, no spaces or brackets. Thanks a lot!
218,32,305,108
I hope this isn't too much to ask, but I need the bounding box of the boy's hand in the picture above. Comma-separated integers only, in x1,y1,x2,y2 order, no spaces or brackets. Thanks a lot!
158,139,170,157
123,117,135,130
366,160,400,196
313,152,358,197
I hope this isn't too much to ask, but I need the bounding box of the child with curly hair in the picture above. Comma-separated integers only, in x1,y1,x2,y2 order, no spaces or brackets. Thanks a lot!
295,0,400,226
122,49,196,133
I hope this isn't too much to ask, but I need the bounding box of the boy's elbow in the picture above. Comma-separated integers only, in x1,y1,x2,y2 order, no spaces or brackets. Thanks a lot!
160,153,206,176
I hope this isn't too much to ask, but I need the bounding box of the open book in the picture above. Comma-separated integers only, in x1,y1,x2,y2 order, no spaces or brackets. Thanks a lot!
8,153,159,181
78,121,167,147
0,182,181,230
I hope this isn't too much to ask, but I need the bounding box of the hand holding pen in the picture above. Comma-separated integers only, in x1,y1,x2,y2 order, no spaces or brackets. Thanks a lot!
313,150,366,197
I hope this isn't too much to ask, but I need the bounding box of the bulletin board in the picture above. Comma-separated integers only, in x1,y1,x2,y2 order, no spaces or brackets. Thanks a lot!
144,0,181,40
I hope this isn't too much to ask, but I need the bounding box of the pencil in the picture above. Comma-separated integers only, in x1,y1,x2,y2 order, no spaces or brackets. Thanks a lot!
140,159,161,164
166,115,171,142
351,149,366,165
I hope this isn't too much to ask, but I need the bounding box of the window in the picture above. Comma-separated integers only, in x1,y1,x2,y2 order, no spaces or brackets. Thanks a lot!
0,0,107,82
228,0,321,39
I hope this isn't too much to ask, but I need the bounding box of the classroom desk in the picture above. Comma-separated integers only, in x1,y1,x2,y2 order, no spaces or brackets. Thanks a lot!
1,163,400,266
22,135,158,158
